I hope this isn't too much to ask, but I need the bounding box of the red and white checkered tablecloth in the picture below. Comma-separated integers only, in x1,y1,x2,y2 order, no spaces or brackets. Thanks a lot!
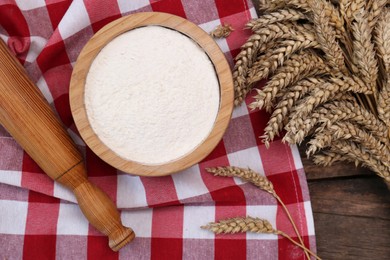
0,0,316,259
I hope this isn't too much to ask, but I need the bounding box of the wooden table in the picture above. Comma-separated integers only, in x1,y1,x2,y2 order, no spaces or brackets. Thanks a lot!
300,145,390,259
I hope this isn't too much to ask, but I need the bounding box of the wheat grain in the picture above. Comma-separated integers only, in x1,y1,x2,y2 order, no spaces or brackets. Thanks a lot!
247,8,307,31
249,51,328,111
210,24,234,38
352,9,378,92
339,0,350,21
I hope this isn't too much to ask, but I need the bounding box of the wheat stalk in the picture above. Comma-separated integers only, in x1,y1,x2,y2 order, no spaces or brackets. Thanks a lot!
202,216,321,260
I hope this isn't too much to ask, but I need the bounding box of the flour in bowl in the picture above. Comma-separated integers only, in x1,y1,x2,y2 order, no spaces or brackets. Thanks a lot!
84,26,220,165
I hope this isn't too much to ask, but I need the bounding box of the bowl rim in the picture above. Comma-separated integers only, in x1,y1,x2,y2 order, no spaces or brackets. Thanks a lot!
69,12,234,176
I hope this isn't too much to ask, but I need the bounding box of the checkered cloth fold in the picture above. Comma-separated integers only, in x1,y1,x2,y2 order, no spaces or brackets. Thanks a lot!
0,0,316,259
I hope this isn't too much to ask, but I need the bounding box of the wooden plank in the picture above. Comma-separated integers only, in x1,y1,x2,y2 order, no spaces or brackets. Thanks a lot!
309,177,390,259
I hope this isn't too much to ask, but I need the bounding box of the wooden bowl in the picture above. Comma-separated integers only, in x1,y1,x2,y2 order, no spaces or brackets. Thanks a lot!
69,12,233,176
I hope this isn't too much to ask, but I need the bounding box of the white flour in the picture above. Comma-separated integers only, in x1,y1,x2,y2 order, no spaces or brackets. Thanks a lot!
85,26,220,165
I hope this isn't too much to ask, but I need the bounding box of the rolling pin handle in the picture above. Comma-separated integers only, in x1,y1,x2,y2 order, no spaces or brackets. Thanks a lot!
57,162,135,251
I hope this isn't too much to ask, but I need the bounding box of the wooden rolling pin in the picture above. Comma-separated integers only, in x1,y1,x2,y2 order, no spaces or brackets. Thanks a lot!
0,39,135,251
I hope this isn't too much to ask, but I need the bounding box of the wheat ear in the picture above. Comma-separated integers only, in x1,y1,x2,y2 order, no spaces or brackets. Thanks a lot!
313,150,345,166
260,0,344,36
310,0,348,75
374,8,390,75
202,216,321,260
307,122,390,166
249,51,328,111
206,166,276,196
202,216,275,234
314,141,390,182
247,8,307,31
285,94,355,144
289,76,372,121
275,77,326,102
351,9,378,92
267,92,356,146
318,101,389,143
284,100,389,144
